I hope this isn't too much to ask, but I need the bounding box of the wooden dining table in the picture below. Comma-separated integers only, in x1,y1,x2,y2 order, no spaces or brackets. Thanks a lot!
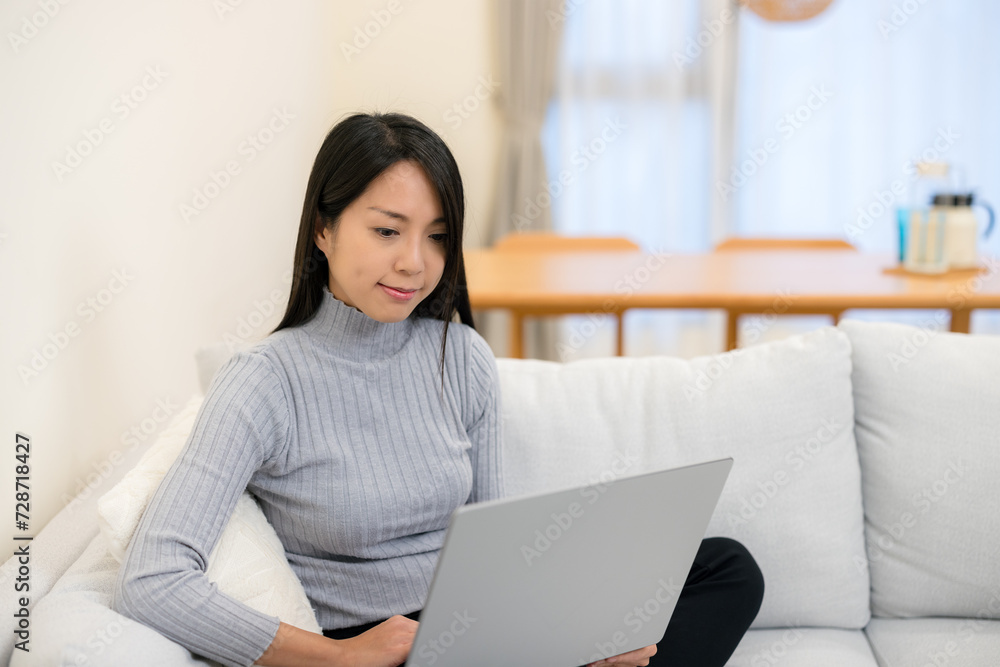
463,248,1000,358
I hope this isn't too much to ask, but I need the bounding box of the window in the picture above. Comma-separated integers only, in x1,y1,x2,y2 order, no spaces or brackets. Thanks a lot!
543,0,1000,355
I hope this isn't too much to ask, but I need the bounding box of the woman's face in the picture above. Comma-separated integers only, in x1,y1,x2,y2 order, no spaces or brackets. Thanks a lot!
315,160,447,323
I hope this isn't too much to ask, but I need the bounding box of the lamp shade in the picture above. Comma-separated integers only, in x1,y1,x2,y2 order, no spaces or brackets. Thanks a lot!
742,0,835,22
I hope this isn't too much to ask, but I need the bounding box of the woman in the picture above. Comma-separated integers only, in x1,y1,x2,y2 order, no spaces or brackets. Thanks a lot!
113,112,762,667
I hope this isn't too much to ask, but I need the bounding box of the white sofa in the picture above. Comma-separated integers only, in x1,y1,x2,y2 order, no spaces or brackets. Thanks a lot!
3,319,999,666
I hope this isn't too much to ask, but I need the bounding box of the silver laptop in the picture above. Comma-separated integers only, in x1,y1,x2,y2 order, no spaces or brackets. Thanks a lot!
405,457,733,667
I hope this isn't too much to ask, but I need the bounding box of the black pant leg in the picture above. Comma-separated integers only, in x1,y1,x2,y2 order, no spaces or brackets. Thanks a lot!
648,537,764,667
322,609,422,640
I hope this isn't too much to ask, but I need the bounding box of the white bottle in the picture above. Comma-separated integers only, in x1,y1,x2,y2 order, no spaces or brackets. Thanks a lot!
937,193,994,270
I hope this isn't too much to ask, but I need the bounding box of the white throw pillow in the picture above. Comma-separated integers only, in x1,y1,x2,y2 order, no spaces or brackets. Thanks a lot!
839,319,1000,619
497,327,870,629
97,394,322,634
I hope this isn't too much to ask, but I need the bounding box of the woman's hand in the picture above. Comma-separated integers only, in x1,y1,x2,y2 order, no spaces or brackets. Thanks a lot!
586,643,657,667
255,617,417,667
333,615,418,667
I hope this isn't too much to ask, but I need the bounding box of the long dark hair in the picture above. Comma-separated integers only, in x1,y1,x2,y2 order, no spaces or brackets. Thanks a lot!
272,112,475,376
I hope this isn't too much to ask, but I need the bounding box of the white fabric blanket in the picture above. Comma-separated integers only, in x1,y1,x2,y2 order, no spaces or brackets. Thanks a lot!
15,394,323,665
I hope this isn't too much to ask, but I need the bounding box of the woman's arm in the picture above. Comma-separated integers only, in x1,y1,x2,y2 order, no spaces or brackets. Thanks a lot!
113,351,290,666
256,617,417,667
465,333,505,504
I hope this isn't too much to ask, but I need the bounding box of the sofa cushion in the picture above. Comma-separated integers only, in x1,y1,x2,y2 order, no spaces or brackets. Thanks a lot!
9,533,219,667
839,319,1000,619
726,628,879,666
497,327,869,629
865,617,1000,667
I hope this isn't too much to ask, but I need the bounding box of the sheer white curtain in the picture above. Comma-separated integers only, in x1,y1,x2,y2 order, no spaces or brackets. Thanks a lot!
734,0,1000,248
543,0,1000,358
542,0,739,360
484,0,565,361
732,0,1000,334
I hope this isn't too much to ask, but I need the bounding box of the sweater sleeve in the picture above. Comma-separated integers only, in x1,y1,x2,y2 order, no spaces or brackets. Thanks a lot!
466,332,505,503
112,351,289,667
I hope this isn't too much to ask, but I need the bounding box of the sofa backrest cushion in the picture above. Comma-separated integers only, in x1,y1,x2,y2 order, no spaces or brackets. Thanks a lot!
839,319,1000,619
497,327,869,630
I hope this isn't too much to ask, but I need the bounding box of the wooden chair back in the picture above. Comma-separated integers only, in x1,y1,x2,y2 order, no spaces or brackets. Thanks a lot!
713,237,856,350
714,237,856,252
491,232,640,357
494,232,640,253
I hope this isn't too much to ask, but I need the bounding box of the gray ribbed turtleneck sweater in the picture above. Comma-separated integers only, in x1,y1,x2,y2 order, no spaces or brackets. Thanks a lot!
112,287,504,667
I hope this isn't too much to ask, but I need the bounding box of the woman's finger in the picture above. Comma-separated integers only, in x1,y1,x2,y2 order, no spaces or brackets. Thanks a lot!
587,642,657,666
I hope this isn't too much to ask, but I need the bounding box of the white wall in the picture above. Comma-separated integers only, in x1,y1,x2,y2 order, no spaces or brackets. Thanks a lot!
0,0,501,554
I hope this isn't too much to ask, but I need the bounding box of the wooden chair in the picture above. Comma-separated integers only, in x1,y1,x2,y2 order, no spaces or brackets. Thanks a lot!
493,232,641,253
492,232,641,356
713,237,857,350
